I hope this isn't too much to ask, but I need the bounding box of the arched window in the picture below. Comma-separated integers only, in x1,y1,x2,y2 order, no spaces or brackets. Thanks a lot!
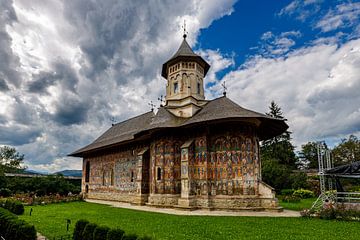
174,82,179,93
157,167,162,181
85,161,90,183
197,82,201,94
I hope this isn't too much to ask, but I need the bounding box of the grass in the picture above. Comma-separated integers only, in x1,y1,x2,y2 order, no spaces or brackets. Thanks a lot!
20,201,360,240
279,197,317,211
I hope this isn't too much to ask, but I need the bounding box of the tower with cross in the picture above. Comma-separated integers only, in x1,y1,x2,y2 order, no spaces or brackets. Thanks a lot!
160,22,210,118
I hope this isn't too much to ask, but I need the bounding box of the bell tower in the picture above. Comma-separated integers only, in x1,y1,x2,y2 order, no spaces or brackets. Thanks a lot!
161,34,210,118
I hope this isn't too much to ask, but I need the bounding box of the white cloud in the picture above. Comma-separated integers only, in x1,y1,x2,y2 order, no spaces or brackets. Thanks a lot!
257,30,302,57
316,2,360,33
219,39,360,148
278,0,322,21
0,0,237,172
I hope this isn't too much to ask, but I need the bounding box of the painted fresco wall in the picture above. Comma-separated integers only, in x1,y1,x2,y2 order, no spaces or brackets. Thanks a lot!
188,127,260,198
83,148,140,201
150,138,182,195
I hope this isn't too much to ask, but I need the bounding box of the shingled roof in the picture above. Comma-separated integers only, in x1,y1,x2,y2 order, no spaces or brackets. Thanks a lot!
69,96,288,157
161,37,210,78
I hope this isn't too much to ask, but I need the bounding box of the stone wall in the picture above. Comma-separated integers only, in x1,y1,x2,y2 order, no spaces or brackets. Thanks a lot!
82,123,279,210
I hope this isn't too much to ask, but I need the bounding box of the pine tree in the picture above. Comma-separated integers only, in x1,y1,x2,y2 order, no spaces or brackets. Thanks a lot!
261,101,297,168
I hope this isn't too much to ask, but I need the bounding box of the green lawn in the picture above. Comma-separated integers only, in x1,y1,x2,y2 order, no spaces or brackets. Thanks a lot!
279,198,317,211
20,201,359,240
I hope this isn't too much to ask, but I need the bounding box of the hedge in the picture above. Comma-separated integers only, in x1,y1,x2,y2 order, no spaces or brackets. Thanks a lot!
0,207,37,240
93,226,110,240
82,223,98,240
0,199,25,215
73,219,89,240
74,219,152,240
106,228,125,240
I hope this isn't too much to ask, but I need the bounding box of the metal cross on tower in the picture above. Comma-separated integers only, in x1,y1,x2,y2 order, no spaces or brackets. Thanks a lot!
158,95,165,107
110,117,116,126
221,81,227,97
182,19,188,38
148,101,156,112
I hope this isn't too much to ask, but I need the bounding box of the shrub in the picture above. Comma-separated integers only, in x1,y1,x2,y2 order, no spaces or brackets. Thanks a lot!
0,208,36,240
280,189,294,196
107,228,125,240
122,233,139,240
82,223,98,240
12,201,25,215
73,219,90,240
293,189,315,199
282,195,301,203
93,226,110,240
2,199,24,215
0,188,12,197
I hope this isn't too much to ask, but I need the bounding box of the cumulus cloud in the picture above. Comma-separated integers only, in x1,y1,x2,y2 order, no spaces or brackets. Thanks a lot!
0,0,237,172
218,39,360,147
256,31,302,57
315,2,360,33
278,0,323,21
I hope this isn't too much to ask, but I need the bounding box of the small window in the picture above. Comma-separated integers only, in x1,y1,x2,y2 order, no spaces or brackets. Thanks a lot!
111,169,114,186
157,167,162,181
131,171,135,182
174,82,178,93
197,82,201,94
85,161,90,183
102,171,106,186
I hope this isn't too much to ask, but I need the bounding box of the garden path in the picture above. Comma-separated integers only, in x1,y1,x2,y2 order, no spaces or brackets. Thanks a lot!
85,199,300,217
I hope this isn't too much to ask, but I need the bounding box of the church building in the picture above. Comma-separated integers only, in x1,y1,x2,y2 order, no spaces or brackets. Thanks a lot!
70,33,288,211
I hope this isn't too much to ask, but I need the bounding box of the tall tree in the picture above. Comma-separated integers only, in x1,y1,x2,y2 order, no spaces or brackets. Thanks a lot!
261,101,297,168
298,142,328,170
332,135,360,166
0,146,26,173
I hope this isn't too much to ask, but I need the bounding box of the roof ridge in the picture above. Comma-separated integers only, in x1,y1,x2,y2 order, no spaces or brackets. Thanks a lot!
112,110,154,126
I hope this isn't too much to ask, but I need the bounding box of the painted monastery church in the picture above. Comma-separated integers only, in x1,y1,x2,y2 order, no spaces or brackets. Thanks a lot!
70,34,288,211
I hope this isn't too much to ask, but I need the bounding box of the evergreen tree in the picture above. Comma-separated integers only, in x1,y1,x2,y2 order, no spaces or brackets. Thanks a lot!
261,101,297,168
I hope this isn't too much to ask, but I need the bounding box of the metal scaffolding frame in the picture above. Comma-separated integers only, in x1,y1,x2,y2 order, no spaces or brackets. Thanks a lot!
311,142,336,211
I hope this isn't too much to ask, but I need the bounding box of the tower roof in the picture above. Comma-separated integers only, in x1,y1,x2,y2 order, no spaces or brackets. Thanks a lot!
161,37,210,78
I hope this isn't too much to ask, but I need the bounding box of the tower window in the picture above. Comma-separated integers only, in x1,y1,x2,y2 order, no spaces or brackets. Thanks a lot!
174,82,179,93
197,82,201,94
157,167,162,180
131,171,135,182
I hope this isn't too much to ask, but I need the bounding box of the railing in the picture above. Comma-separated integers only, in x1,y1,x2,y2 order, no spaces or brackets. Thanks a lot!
336,192,360,203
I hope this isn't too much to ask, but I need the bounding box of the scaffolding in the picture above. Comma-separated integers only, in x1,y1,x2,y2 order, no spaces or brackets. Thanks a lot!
311,142,336,211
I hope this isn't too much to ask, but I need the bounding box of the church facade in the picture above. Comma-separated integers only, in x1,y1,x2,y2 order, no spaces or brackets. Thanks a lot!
70,35,288,211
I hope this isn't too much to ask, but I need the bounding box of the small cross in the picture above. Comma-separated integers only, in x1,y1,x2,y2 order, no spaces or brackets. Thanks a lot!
158,95,165,107
182,19,188,38
148,101,156,112
110,117,116,126
221,81,227,97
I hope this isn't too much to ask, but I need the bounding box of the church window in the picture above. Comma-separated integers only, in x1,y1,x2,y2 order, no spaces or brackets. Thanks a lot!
111,169,114,186
131,171,134,182
197,82,201,94
85,161,90,183
157,167,162,180
102,171,106,186
174,82,179,93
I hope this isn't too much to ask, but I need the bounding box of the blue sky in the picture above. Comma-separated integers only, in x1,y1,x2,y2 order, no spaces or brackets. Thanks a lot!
0,0,359,172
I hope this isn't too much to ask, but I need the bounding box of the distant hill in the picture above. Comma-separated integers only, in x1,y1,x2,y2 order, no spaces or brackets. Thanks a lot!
55,170,82,177
24,169,48,175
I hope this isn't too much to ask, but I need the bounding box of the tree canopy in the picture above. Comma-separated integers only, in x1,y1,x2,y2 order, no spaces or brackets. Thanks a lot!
332,135,360,166
0,146,26,173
